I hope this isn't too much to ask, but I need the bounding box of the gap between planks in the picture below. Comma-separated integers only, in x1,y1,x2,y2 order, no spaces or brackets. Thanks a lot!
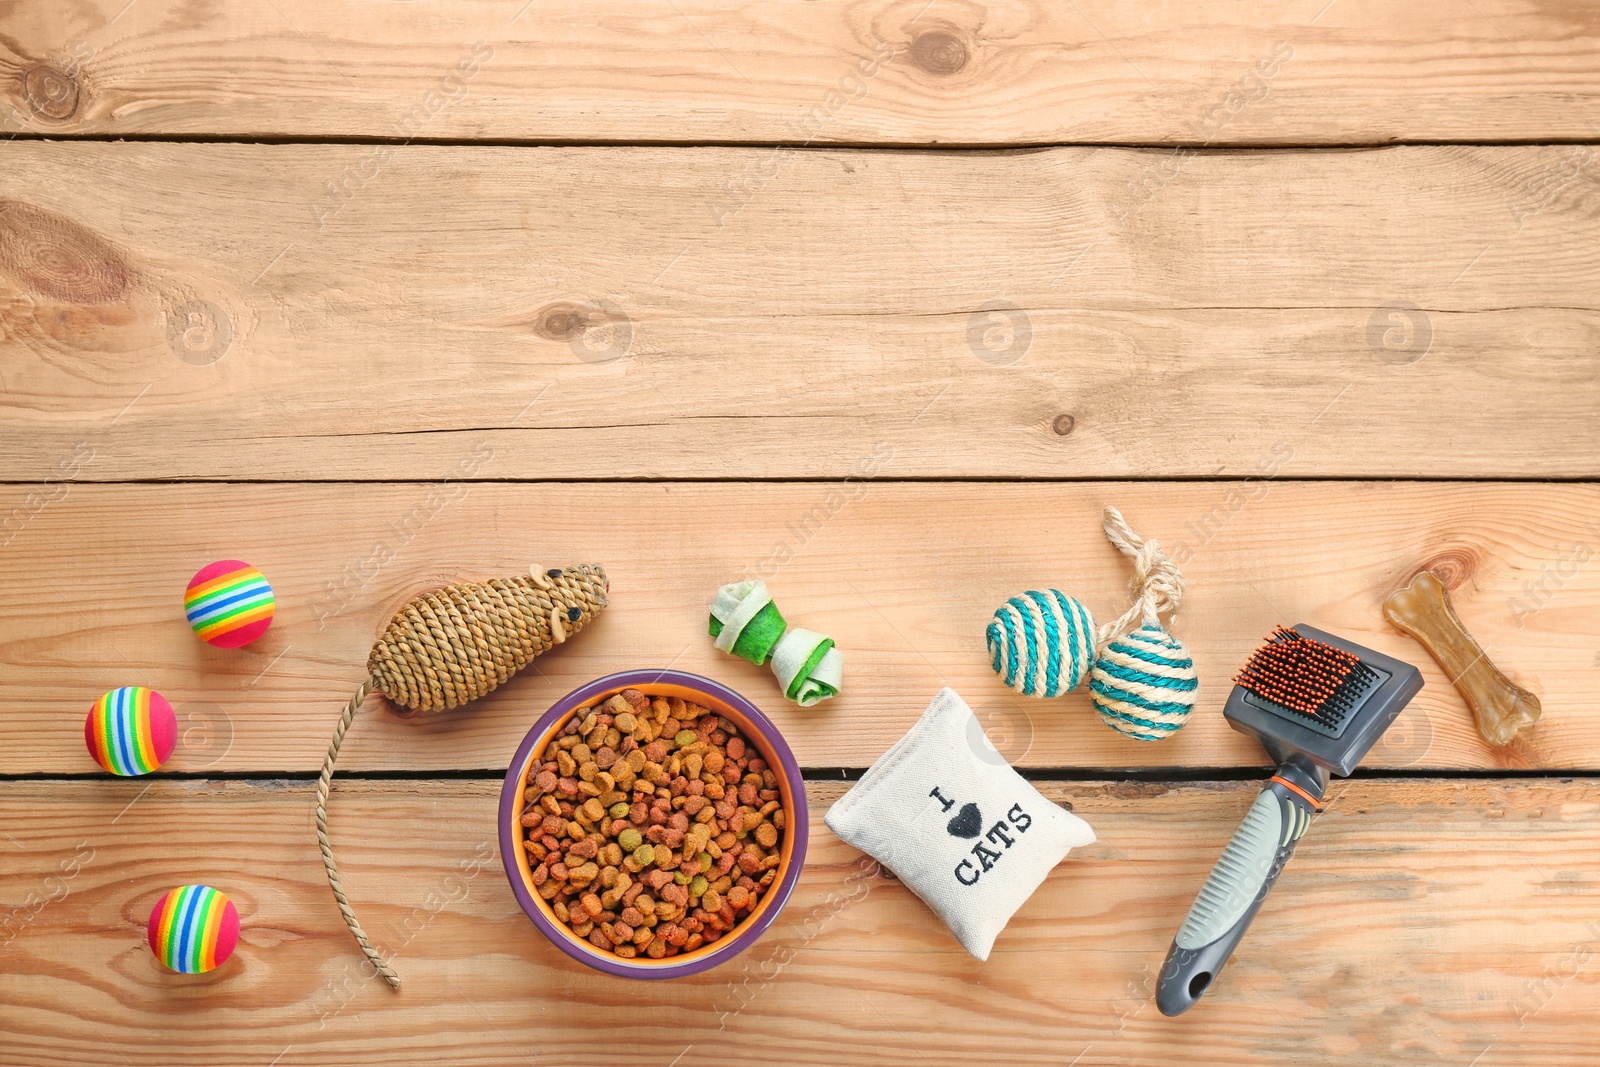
4,475,1600,486
1,767,1596,783
7,134,1600,150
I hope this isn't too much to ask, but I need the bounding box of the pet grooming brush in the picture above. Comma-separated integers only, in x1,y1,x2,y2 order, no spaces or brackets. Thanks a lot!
1156,625,1423,1016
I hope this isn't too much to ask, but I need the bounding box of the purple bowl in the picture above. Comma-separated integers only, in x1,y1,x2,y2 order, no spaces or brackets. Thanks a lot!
499,669,808,979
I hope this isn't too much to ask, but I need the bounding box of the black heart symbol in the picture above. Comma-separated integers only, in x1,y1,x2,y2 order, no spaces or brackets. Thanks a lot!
946,802,982,839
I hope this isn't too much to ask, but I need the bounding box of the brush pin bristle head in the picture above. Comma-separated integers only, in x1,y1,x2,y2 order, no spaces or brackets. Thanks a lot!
1224,623,1424,777
1235,626,1377,720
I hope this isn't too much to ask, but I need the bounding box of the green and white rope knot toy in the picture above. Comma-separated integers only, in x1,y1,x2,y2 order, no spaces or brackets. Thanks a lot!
709,580,842,706
986,506,1198,741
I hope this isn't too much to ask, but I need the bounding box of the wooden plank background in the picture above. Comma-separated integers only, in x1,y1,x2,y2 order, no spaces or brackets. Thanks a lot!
0,481,1593,774
2,1,1600,144
3,0,1598,1063
2,778,1595,1067
0,143,1597,480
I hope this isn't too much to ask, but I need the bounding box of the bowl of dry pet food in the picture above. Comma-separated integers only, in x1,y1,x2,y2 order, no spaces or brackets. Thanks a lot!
500,669,808,978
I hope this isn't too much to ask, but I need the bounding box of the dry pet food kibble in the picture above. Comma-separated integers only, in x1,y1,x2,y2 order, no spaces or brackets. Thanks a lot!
521,689,787,959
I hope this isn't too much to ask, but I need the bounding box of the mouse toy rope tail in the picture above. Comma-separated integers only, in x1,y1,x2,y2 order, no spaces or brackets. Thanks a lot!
315,675,402,989
313,564,610,990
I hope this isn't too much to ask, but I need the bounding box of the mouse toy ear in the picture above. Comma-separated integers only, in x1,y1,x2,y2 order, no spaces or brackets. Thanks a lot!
317,564,609,989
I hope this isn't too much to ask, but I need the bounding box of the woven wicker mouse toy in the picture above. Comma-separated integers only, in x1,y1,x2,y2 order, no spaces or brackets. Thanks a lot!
316,564,608,988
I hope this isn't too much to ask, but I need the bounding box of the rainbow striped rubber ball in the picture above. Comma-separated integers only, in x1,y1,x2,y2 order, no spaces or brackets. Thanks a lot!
184,560,275,648
147,885,240,974
84,686,177,776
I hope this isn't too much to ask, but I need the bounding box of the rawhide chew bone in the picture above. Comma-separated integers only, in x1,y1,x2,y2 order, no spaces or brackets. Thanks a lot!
317,563,608,988
1383,570,1540,746
708,580,841,705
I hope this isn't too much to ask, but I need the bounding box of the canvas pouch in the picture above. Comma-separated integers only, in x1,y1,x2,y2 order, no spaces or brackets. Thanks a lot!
824,688,1096,960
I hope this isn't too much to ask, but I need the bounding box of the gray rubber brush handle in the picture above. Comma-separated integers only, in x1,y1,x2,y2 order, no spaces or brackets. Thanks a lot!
1156,778,1320,1016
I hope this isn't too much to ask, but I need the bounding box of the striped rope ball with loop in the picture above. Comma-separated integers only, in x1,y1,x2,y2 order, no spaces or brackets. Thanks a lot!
986,589,1096,698
1088,623,1198,741
984,506,1198,741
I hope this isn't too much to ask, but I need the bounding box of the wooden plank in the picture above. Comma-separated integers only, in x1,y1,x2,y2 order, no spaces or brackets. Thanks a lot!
2,1,1600,143
0,777,1594,1065
2,142,1597,481
1,480,1594,774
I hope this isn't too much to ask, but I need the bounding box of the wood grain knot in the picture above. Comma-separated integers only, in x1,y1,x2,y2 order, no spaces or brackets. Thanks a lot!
909,30,969,75
1052,413,1076,436
1408,545,1480,592
532,301,588,341
0,200,128,304
21,66,80,121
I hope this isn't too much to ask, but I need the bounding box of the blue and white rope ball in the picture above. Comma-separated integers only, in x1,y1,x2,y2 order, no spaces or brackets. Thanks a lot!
986,590,1097,698
1088,624,1198,741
